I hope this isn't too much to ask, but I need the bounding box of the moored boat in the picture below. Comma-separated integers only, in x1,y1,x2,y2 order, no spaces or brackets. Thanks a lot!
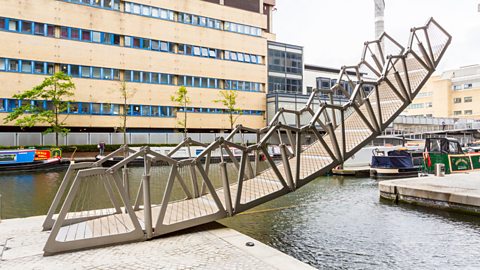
370,148,420,179
423,137,480,174
0,148,67,173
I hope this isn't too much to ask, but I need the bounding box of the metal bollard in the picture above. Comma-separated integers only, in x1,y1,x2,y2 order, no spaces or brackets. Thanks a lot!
435,163,445,177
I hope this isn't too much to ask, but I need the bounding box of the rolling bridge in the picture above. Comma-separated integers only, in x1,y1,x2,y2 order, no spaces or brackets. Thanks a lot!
42,18,451,255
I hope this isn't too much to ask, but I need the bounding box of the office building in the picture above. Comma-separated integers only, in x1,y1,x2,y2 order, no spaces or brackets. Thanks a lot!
267,63,353,125
403,65,480,119
267,41,303,94
0,0,276,132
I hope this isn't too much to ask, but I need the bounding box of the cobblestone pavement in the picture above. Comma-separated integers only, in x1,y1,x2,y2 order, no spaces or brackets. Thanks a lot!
0,216,313,270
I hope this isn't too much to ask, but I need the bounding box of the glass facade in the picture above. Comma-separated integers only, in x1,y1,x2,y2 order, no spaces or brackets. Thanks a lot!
267,41,303,94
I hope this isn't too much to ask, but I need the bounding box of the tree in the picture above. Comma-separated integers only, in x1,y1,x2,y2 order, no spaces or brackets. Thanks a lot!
4,72,75,146
117,80,136,145
214,90,242,130
171,86,190,137
116,80,136,202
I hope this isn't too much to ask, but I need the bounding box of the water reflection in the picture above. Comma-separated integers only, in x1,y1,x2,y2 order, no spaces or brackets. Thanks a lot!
0,171,64,219
220,176,480,269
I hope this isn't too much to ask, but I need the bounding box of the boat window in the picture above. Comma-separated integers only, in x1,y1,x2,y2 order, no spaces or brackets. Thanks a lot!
429,140,442,153
449,141,461,154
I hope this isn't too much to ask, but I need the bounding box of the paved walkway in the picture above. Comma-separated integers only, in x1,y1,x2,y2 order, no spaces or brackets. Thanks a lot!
0,216,313,270
379,171,480,214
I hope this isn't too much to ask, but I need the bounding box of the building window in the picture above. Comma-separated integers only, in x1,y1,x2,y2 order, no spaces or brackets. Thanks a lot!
21,21,33,34
416,92,432,98
160,41,168,52
464,96,473,103
60,27,69,38
69,103,79,114
92,67,101,79
201,48,209,57
46,25,55,37
464,83,473,89
425,102,432,108
151,73,159,83
8,19,19,31
71,28,80,40
453,97,462,103
112,104,120,115
408,103,425,109
92,31,101,43
70,65,80,77
101,103,112,114
8,59,19,72
160,74,169,84
193,47,201,56
125,36,132,47
453,85,462,91
103,68,113,80
465,110,473,115
47,63,54,74
0,58,5,71
142,72,150,83
131,105,141,116
317,78,331,90
91,103,101,114
80,66,91,78
21,61,32,73
132,71,141,82
33,23,45,35
453,110,462,116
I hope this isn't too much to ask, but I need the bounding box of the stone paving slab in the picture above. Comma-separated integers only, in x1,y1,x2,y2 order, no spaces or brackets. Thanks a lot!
379,171,480,213
0,216,313,270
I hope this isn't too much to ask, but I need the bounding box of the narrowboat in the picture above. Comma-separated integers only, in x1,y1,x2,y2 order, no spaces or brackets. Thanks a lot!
0,148,66,172
423,137,480,174
370,148,421,179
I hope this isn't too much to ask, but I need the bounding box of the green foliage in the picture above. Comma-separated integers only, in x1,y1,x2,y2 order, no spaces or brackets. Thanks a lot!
214,90,242,129
171,86,190,136
3,72,75,146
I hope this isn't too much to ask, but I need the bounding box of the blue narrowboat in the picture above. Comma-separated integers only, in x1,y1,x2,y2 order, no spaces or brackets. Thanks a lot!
0,149,64,172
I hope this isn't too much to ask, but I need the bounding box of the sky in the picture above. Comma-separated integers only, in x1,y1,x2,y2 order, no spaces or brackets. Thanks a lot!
273,0,480,72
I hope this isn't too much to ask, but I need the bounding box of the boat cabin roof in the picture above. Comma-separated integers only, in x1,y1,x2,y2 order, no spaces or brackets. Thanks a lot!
425,137,463,154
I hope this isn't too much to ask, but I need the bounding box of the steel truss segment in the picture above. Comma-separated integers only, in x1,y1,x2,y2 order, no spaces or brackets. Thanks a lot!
42,162,96,231
44,168,143,255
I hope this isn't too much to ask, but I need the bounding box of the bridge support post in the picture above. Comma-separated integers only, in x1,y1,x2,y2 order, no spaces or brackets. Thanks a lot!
220,162,233,216
143,156,153,239
142,174,153,239
295,115,301,184
280,144,295,190
123,167,130,208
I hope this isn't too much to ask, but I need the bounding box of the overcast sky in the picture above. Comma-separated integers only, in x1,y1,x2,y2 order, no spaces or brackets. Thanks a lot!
273,0,480,72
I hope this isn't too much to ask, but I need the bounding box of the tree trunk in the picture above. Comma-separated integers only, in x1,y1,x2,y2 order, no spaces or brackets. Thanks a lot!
123,105,127,146
55,132,59,147
183,100,187,138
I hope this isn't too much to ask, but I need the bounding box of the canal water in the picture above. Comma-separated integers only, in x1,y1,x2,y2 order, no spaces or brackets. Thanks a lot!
1,169,480,269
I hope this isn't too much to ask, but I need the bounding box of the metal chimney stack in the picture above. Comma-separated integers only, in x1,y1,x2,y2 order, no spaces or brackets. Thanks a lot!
374,0,385,38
